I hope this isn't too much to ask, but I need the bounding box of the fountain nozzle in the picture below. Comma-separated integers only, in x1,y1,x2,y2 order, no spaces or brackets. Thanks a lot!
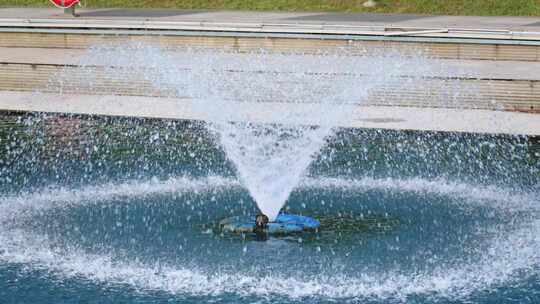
255,214,269,230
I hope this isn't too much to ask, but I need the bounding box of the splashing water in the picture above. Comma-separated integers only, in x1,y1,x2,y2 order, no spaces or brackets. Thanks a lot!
171,49,468,220
1,109,539,303
55,44,467,220
207,123,331,219
0,175,539,302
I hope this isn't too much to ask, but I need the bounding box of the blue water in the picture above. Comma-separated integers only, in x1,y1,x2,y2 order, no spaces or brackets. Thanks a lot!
0,112,539,303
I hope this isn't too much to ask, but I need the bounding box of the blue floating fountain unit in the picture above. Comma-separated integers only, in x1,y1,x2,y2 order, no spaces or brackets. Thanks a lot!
219,213,320,234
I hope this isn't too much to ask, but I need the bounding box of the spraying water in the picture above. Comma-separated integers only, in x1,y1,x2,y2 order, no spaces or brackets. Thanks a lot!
0,111,538,303
58,44,467,220
8,45,537,303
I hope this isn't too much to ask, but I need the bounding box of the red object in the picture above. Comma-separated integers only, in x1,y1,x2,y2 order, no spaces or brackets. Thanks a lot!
49,0,80,8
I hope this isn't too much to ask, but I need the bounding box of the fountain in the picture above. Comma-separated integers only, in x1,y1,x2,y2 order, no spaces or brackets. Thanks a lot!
0,43,538,303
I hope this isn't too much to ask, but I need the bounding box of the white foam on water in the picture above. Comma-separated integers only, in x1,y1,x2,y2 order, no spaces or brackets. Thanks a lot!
0,219,539,302
301,177,540,212
0,175,535,223
0,176,239,223
0,176,539,301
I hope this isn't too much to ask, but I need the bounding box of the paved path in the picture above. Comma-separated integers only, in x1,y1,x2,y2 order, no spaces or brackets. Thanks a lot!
2,91,539,135
1,7,540,32
1,8,540,31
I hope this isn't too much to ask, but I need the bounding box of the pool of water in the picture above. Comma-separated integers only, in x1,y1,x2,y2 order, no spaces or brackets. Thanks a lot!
0,112,539,303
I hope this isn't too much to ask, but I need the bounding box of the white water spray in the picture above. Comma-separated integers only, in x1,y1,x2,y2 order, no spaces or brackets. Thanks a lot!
0,176,539,301
95,46,461,220
5,44,534,302
60,44,467,220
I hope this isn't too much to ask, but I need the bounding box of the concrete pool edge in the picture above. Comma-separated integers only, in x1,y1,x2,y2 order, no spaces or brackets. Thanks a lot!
1,90,539,136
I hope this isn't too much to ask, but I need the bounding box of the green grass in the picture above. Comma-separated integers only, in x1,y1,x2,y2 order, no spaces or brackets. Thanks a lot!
3,0,540,16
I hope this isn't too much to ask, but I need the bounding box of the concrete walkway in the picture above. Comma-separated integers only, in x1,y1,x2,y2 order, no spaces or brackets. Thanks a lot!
1,8,540,41
1,7,540,31
3,91,539,135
